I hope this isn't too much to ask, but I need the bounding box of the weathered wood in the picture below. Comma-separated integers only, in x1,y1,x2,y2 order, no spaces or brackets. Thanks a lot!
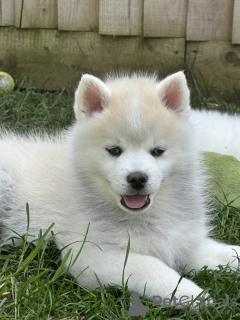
99,0,143,36
144,0,187,37
232,0,240,44
0,28,185,91
0,1,2,25
187,0,234,41
58,0,98,31
186,41,240,89
21,0,57,29
14,0,23,28
0,0,15,26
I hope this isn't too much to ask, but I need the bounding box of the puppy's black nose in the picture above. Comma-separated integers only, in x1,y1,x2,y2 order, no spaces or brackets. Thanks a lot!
127,172,148,190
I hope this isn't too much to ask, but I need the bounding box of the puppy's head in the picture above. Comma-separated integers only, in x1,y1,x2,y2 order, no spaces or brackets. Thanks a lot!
72,72,192,214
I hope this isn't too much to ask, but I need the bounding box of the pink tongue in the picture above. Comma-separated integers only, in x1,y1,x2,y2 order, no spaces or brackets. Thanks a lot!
122,195,147,209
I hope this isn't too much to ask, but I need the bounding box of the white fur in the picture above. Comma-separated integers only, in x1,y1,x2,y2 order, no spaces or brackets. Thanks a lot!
190,109,240,160
0,72,240,309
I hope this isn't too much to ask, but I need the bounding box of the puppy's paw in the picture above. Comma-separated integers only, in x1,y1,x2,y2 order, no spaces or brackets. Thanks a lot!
170,278,208,309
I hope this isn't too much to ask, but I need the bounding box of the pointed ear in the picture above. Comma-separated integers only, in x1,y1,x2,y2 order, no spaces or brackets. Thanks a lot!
74,74,111,119
156,71,190,113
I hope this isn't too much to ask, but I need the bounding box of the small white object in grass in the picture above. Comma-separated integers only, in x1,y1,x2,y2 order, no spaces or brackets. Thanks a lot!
0,72,15,94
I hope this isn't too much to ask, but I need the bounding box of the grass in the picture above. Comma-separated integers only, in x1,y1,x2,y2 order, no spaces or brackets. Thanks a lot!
0,75,240,319
186,66,240,113
0,82,74,132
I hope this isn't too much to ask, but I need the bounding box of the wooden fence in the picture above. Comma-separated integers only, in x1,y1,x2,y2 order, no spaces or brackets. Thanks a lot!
0,0,240,91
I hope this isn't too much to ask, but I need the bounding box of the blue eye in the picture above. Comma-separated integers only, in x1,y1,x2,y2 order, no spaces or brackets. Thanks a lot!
106,146,122,157
151,147,165,157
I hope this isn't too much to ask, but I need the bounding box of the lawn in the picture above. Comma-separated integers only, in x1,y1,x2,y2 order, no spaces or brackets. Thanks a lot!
0,74,240,319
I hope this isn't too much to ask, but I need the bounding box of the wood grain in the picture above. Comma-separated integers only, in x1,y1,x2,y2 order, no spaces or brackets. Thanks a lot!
187,0,234,41
99,0,143,35
58,0,98,31
0,0,2,25
186,41,240,89
0,28,185,91
144,0,188,37
21,0,57,29
0,0,15,26
14,0,23,28
232,0,240,44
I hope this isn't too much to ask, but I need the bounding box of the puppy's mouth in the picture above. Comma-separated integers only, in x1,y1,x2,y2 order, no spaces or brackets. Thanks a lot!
120,194,150,211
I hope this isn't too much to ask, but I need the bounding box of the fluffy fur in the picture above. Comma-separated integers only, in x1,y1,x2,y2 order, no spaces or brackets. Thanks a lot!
0,71,240,308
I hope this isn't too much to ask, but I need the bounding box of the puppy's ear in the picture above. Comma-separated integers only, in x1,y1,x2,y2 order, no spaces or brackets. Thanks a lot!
156,71,190,114
74,74,111,119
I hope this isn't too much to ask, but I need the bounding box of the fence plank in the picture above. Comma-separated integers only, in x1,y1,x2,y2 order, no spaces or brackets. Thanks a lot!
58,0,98,31
14,0,23,27
187,0,234,41
21,0,57,28
144,0,187,37
0,28,185,91
1,0,15,26
186,41,240,89
0,0,2,25
99,0,143,35
232,0,240,44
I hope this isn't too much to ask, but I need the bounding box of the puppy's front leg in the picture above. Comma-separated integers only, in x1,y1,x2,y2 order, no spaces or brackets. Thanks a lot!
69,247,204,308
185,238,240,271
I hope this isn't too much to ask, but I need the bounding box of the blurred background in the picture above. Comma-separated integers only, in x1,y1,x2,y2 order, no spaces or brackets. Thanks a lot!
0,0,239,92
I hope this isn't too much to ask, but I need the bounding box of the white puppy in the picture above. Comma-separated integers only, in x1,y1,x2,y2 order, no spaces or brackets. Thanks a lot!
0,72,240,308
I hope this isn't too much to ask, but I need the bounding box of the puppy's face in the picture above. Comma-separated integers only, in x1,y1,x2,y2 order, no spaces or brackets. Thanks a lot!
72,72,191,213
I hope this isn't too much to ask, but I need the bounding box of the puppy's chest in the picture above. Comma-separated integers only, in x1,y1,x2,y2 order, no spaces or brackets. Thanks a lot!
94,221,186,268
